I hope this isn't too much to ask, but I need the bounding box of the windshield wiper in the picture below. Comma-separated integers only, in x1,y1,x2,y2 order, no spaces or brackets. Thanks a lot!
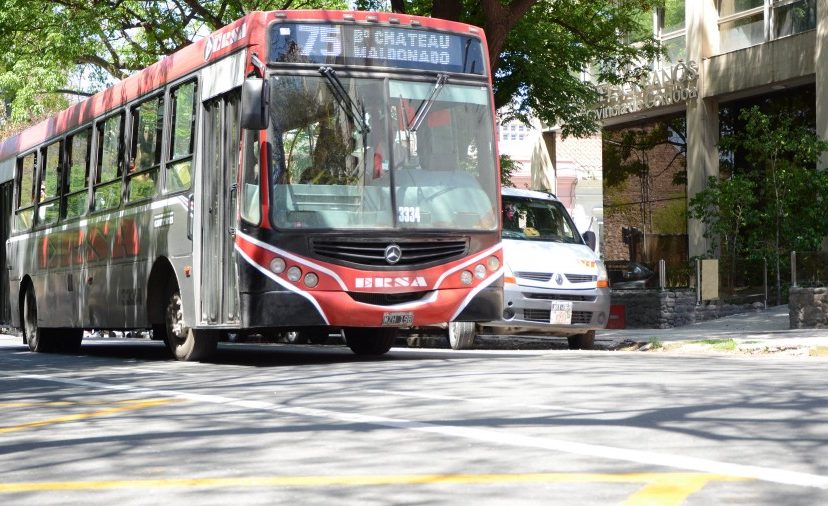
408,73,448,132
318,66,370,133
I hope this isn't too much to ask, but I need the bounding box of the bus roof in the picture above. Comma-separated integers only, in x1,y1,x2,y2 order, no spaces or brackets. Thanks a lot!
0,10,486,163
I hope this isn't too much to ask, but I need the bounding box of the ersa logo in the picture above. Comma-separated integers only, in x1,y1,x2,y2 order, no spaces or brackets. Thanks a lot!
203,23,247,60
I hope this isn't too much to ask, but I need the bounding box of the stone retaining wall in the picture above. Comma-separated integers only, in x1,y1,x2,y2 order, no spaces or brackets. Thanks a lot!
611,289,764,329
789,287,828,328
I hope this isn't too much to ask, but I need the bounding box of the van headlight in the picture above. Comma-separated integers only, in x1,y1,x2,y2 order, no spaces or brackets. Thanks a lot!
503,262,516,285
597,260,609,288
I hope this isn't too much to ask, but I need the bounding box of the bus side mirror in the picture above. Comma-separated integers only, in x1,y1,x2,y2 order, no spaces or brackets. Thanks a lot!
241,78,269,130
583,230,596,251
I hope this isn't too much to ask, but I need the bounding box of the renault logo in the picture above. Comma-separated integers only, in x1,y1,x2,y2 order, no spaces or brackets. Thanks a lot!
555,273,564,285
384,244,402,265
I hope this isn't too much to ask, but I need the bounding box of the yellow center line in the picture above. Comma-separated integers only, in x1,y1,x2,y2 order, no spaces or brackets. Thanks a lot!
0,399,177,434
0,472,749,495
0,400,154,408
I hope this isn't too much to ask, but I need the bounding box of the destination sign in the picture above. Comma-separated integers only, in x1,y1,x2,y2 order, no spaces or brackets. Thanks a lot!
269,23,485,75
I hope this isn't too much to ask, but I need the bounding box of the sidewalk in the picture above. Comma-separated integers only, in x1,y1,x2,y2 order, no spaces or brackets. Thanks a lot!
598,305,828,356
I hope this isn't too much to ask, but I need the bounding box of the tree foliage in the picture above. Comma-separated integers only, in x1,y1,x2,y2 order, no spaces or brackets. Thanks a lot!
357,0,661,136
689,106,828,302
1,0,660,137
499,154,518,187
0,0,346,125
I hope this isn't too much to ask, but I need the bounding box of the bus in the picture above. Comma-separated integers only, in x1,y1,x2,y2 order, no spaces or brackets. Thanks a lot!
0,10,503,361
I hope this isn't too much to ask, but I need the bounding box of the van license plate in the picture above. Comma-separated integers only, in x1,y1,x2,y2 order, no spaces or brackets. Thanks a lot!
382,312,413,326
550,301,572,324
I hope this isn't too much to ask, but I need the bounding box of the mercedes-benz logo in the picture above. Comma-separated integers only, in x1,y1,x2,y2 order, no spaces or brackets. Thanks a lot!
555,273,564,285
384,244,402,265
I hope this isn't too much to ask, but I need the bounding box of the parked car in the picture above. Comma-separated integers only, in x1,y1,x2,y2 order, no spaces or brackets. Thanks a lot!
605,261,656,289
448,187,610,350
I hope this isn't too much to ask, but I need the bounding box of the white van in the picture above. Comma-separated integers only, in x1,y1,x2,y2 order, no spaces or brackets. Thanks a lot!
449,187,610,349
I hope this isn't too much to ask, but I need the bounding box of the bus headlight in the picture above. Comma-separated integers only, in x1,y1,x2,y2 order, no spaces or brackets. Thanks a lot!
487,255,500,271
270,258,286,274
474,264,487,279
287,266,302,282
460,271,473,285
304,272,319,288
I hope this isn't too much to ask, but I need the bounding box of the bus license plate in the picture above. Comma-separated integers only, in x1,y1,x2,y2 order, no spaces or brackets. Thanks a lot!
382,312,413,327
550,301,572,325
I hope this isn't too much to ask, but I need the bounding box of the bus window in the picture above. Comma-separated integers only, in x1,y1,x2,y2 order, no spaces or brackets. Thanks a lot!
241,132,260,224
167,81,196,192
38,141,62,226
127,96,162,202
14,152,37,230
65,128,91,219
94,113,124,211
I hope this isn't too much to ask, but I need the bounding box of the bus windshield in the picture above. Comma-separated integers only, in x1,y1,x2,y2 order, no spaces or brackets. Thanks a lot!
502,196,583,244
268,74,498,230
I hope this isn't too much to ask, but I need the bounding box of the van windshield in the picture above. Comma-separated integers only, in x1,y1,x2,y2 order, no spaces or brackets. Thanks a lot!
502,195,582,243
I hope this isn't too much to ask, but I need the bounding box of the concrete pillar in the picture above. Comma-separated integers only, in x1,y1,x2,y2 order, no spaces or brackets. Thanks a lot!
685,0,720,258
530,131,557,193
817,0,828,168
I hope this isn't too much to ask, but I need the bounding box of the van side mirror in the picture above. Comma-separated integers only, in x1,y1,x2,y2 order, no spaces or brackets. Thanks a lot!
582,230,597,251
241,78,269,130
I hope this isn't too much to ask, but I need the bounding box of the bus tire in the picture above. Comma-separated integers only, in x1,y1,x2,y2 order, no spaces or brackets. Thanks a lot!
163,287,217,362
343,327,396,356
22,287,57,353
567,330,595,350
448,321,476,350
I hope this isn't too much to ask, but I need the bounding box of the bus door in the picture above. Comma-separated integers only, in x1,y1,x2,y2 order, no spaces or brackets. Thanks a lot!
0,181,11,324
201,91,241,325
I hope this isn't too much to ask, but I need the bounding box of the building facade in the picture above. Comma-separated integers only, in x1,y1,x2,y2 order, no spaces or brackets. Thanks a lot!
595,0,820,269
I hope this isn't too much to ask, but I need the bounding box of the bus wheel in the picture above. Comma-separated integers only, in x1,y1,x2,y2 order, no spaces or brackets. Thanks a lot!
567,330,595,350
164,288,218,361
22,287,56,353
343,328,396,356
448,321,477,350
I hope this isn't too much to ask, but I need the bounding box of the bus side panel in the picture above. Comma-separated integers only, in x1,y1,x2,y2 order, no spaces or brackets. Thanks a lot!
152,195,197,328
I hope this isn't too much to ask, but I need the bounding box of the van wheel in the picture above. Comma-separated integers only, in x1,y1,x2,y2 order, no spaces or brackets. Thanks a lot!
448,321,476,350
567,330,595,350
344,328,395,355
164,285,217,361
22,287,57,353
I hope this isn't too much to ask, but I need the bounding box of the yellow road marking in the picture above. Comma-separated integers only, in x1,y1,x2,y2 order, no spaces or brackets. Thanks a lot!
0,472,748,495
0,400,143,408
0,399,176,434
624,474,745,506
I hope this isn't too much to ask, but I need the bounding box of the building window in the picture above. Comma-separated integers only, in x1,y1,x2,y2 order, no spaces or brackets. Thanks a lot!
719,0,765,52
658,1,687,66
719,0,816,53
772,0,817,39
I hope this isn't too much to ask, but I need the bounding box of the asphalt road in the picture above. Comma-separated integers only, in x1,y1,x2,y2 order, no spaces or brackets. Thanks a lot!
0,335,826,505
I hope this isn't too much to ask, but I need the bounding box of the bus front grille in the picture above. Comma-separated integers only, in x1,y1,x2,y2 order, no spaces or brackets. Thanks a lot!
311,238,468,267
348,291,432,306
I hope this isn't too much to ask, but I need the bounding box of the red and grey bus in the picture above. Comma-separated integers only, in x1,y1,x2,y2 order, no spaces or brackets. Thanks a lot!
0,10,502,360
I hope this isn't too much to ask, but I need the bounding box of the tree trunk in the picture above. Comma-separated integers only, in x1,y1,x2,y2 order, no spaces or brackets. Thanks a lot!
390,0,407,14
